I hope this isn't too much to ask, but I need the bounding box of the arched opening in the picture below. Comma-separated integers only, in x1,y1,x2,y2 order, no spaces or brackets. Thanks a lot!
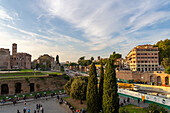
30,83,34,92
15,83,22,94
165,77,169,85
150,75,154,83
1,84,9,95
157,76,162,85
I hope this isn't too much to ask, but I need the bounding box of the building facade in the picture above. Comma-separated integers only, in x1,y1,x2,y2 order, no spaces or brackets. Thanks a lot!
0,43,31,69
11,43,31,69
116,70,170,86
0,48,11,69
126,45,159,71
32,54,54,70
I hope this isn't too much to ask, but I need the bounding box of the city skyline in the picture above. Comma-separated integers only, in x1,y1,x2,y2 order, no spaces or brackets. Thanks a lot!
0,0,170,62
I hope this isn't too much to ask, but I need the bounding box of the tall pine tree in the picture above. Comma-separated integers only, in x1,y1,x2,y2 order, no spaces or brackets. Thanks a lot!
86,63,99,113
103,59,119,113
99,63,104,111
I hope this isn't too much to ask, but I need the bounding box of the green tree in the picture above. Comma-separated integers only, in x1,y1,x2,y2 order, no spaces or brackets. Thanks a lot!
161,58,170,69
145,103,168,113
70,77,88,104
110,51,122,60
103,59,119,113
153,39,170,64
91,57,94,61
86,63,99,113
99,63,104,111
165,66,170,74
64,78,74,95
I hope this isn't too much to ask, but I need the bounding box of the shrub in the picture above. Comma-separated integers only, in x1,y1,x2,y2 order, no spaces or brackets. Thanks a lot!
63,74,69,80
64,78,74,95
145,103,168,113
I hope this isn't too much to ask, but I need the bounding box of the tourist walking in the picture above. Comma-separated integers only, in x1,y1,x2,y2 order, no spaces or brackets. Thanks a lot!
28,108,30,113
41,108,44,113
138,98,140,104
23,109,26,113
34,110,36,113
36,104,39,109
17,109,20,113
24,101,26,105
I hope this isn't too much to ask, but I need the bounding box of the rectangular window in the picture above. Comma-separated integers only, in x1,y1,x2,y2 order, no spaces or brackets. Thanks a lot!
137,53,140,55
155,53,157,55
145,61,147,63
148,53,150,55
141,53,143,55
145,53,147,55
141,57,143,59
141,49,143,51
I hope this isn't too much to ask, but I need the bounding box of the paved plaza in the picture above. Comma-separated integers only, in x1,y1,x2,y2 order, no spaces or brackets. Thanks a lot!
0,98,67,113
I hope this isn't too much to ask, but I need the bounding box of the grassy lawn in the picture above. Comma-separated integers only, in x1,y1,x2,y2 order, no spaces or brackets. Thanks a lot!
120,104,146,113
0,75,48,79
43,72,62,75
0,72,45,76
20,69,38,72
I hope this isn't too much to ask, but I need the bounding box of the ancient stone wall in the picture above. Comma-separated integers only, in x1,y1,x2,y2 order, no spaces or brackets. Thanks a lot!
116,70,133,80
0,76,67,96
0,48,11,69
116,70,170,85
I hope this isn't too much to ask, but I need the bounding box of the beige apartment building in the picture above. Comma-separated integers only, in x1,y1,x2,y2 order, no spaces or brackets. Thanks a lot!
126,44,159,71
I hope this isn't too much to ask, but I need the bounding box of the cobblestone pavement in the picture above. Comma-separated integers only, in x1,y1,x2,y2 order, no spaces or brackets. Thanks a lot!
0,98,67,113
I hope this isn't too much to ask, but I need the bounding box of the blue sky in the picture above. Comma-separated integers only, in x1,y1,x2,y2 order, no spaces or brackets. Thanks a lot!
0,0,170,62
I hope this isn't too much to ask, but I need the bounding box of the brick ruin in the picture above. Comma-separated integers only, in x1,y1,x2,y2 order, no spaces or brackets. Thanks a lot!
0,76,67,96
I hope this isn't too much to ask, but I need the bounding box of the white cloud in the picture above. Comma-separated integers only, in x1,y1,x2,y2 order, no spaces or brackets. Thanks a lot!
39,0,170,51
0,6,13,21
0,30,87,61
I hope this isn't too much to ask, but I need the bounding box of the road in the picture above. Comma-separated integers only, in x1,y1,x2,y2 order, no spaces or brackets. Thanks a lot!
0,98,67,113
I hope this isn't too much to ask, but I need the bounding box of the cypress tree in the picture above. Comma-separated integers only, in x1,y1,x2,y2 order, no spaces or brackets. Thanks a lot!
86,63,99,113
103,59,119,113
99,63,104,111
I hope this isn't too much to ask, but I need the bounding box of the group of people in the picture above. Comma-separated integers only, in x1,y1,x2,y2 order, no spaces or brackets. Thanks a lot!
120,97,132,106
34,93,47,99
35,103,44,113
16,102,44,113
1,96,20,105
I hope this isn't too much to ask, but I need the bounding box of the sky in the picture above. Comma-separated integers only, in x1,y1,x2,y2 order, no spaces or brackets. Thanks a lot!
0,0,170,62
